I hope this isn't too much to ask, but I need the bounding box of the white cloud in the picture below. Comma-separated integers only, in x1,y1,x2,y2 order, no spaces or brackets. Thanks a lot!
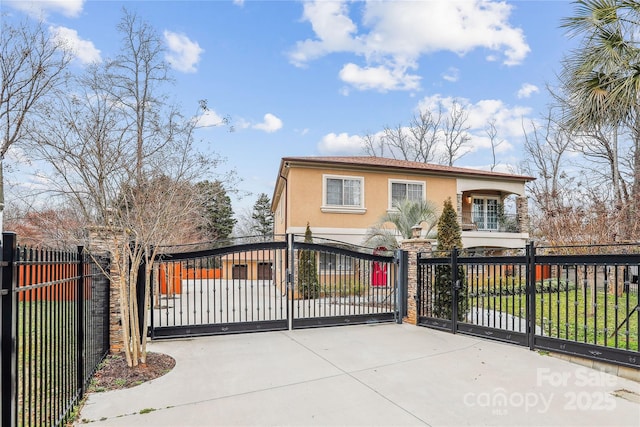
418,94,531,140
289,0,530,92
442,67,460,83
253,113,283,133
316,94,535,161
164,31,204,73
517,83,540,99
233,0,245,6
5,0,84,18
5,146,32,166
195,110,226,128
318,132,364,154
339,63,420,92
288,1,361,67
50,26,101,65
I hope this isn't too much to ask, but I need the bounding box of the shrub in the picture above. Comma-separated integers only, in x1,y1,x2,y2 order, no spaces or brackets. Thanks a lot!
298,224,320,299
434,198,467,320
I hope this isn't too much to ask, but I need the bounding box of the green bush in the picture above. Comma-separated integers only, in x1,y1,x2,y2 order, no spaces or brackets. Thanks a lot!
467,276,576,297
298,224,320,299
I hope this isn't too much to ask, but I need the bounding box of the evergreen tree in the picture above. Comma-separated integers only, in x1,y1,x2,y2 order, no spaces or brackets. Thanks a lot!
298,223,320,299
434,198,467,320
197,180,236,240
251,193,274,238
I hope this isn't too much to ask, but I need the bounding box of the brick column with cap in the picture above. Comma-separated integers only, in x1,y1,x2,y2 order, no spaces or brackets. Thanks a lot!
87,226,126,354
400,238,433,324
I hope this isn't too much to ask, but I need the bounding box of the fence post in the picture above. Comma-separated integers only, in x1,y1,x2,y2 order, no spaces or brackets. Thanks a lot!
136,247,146,340
76,246,86,396
149,247,155,340
287,234,294,330
451,247,459,334
526,241,536,350
395,249,408,324
1,232,17,427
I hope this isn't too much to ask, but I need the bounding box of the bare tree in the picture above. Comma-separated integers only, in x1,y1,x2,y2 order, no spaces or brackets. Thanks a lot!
519,111,606,245
485,119,504,172
382,123,413,160
363,100,471,166
0,17,72,231
233,206,256,238
362,109,441,163
29,10,229,368
361,131,384,157
440,100,471,166
408,110,441,163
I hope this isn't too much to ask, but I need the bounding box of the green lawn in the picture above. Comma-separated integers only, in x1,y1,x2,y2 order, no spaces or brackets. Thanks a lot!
16,300,79,427
469,289,639,351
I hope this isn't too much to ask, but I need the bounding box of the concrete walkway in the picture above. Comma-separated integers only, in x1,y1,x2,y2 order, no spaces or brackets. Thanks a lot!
78,323,640,426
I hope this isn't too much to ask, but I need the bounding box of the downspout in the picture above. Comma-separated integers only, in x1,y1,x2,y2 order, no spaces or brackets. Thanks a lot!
279,172,288,236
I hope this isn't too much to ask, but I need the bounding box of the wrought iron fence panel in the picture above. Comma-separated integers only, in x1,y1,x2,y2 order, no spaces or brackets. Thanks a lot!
1,233,110,427
416,243,640,368
291,242,397,329
417,256,453,331
151,241,289,338
533,253,640,366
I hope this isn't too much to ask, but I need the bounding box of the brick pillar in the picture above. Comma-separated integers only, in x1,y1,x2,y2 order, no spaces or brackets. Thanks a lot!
516,196,529,233
456,193,463,224
87,226,126,354
400,239,433,325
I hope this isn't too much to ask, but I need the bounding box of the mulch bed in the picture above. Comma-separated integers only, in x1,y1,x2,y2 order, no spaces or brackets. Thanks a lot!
89,352,176,392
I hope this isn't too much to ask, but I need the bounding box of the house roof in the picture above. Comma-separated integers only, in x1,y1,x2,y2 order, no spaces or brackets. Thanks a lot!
281,156,535,181
272,156,535,210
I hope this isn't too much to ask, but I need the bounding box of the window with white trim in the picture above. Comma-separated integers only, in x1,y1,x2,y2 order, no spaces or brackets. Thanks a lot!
323,175,364,210
472,197,499,231
389,180,425,208
319,252,353,271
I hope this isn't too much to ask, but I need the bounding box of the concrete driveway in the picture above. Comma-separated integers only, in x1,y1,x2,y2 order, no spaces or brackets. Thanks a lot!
77,323,640,426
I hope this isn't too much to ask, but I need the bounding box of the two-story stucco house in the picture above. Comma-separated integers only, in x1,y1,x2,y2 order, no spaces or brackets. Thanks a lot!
271,156,535,250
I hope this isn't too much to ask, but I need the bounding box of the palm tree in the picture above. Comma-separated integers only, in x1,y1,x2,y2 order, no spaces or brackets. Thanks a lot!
560,0,640,237
364,199,439,250
561,0,640,128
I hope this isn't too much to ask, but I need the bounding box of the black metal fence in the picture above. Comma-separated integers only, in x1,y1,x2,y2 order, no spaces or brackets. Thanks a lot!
1,232,111,427
150,241,289,338
149,235,399,338
417,243,640,368
290,236,398,328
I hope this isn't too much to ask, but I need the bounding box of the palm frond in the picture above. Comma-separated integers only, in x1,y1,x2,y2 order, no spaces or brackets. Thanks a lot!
363,199,439,248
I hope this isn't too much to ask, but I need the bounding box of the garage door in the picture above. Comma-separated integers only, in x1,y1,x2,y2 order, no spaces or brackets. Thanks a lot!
257,262,272,280
232,264,248,280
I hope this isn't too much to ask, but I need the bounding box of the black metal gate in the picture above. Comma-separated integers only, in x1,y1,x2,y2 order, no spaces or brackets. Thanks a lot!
150,241,289,338
149,236,399,339
290,238,398,329
417,244,640,368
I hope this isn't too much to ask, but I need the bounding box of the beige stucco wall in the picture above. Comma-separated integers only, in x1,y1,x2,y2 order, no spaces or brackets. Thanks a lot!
285,165,457,232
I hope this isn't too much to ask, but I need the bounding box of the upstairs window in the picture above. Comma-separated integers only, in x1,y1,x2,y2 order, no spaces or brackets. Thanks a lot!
323,175,364,212
389,180,425,208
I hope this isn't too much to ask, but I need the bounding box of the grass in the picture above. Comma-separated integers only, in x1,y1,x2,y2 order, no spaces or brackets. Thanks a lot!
16,300,78,427
469,288,639,351
14,297,108,426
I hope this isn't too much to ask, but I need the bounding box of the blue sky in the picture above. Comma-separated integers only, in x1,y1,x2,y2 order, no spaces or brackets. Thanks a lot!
4,0,577,213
